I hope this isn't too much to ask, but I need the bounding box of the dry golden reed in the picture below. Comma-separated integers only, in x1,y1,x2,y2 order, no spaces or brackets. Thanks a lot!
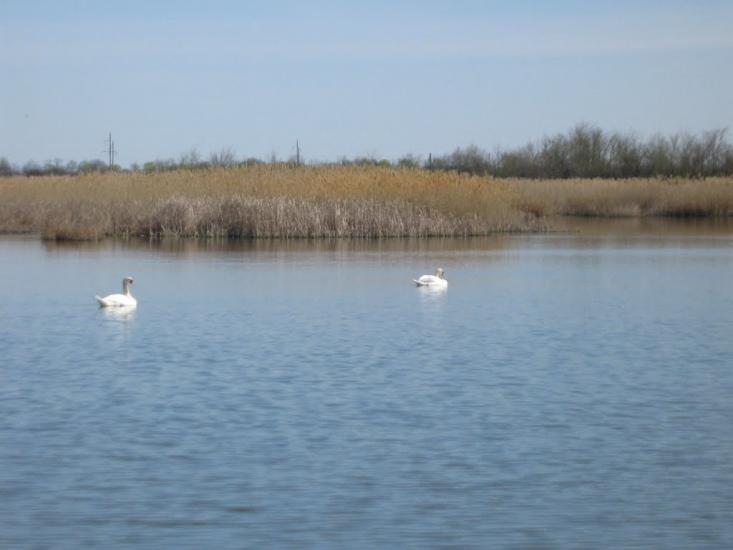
508,177,733,218
0,166,730,240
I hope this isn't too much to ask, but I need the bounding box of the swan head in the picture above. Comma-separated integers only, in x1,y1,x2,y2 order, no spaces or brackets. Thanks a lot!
124,276,134,285
435,267,445,279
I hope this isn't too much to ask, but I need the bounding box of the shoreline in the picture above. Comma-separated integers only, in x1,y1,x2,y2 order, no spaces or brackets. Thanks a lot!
3,217,732,245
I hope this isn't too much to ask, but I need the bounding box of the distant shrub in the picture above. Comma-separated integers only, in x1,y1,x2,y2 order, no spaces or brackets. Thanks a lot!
397,154,421,169
430,125,733,179
0,157,17,177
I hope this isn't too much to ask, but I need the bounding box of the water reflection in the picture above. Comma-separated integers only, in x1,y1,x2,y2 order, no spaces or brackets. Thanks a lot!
415,284,447,325
416,285,448,298
99,305,137,321
36,218,733,260
41,235,515,257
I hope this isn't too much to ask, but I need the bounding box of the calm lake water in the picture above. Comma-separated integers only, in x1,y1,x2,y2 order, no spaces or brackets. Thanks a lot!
2,220,733,549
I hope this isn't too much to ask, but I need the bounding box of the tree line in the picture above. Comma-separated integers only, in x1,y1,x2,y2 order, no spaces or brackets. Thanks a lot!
429,125,733,178
2,125,732,179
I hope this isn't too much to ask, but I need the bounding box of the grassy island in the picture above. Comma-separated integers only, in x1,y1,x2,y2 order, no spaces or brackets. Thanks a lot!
1,166,731,240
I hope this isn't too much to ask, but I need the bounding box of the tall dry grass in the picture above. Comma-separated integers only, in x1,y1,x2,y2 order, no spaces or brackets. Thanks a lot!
0,166,538,239
508,177,733,218
0,166,730,240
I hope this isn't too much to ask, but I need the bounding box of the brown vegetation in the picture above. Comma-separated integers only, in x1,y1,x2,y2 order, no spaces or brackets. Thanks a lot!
0,166,730,240
509,177,733,218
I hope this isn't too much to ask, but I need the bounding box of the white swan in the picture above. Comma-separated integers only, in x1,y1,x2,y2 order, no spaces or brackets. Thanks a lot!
413,267,448,287
96,276,137,307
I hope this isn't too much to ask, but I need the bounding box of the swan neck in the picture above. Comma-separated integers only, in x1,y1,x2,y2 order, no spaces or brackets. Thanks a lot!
123,280,130,296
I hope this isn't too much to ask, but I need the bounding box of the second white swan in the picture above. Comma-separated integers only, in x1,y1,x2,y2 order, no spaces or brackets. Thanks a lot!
96,276,137,307
413,268,448,287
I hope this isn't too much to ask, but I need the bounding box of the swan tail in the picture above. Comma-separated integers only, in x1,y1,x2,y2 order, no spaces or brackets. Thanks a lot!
95,295,109,307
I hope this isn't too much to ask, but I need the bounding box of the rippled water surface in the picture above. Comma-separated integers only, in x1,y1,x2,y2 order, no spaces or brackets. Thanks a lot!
2,220,733,548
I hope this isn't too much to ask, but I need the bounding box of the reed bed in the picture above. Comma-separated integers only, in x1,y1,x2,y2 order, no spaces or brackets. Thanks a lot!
0,166,536,239
508,177,733,218
0,166,730,240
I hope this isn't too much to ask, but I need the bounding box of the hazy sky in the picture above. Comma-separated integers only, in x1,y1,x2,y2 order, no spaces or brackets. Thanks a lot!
2,0,732,166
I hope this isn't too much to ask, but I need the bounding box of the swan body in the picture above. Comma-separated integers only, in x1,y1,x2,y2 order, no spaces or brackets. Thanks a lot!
96,276,137,307
413,268,448,287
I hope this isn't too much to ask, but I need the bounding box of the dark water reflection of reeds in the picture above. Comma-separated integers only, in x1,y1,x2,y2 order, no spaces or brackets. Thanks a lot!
38,217,733,257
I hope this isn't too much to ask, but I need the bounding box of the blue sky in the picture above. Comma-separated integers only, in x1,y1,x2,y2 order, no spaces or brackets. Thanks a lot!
1,1,732,166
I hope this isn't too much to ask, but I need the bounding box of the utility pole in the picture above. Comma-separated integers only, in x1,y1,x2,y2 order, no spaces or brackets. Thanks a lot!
105,132,117,169
296,140,301,167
